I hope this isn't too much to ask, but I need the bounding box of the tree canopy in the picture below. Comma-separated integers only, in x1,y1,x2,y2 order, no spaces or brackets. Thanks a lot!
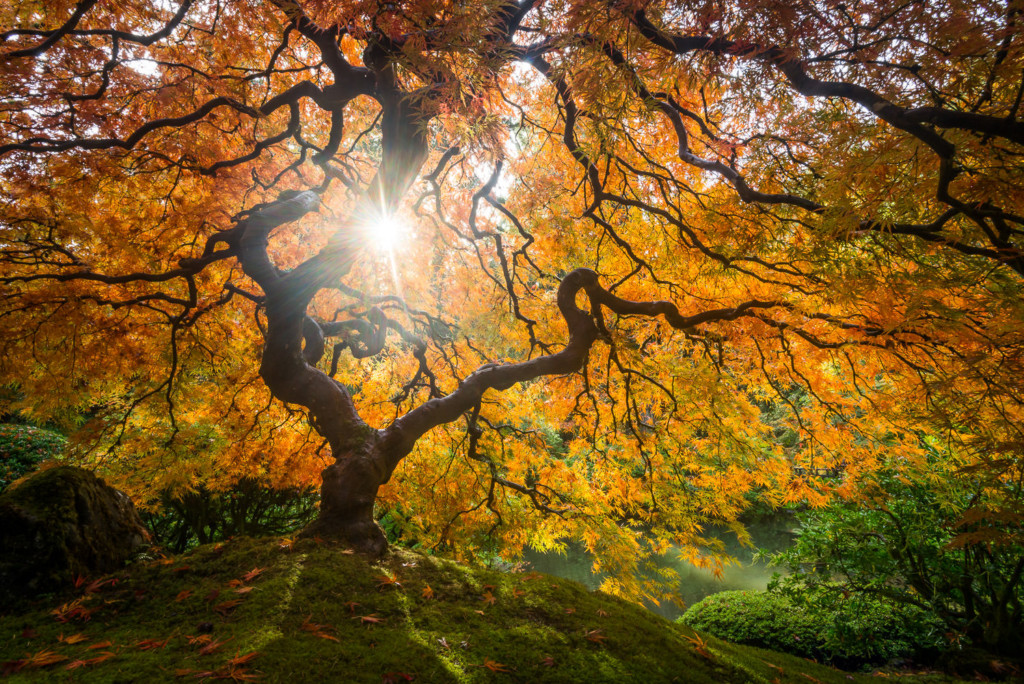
2,0,1023,602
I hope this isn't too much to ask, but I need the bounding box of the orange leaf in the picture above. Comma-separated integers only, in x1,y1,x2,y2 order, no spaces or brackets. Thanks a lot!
241,567,265,583
86,651,116,665
314,631,339,642
21,649,68,669
357,614,384,625
482,658,509,673
227,651,260,667
85,578,114,593
136,637,171,651
376,574,402,591
198,638,228,656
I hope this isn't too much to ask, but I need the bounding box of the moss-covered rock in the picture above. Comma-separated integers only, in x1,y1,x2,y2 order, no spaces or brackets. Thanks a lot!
0,466,148,606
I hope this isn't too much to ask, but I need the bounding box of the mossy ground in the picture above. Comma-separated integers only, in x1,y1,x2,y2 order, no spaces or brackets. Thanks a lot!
0,537,968,683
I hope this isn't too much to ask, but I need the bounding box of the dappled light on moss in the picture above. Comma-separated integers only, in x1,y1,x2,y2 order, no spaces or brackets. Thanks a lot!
0,537,969,683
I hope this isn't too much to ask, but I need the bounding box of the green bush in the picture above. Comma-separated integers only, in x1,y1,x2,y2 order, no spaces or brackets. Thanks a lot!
769,452,1024,657
142,478,319,552
0,423,65,492
679,589,944,668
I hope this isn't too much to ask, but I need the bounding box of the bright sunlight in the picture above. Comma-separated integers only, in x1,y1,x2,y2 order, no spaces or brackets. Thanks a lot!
367,211,408,253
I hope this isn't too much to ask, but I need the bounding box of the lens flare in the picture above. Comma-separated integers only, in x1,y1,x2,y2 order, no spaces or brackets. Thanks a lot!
370,213,406,253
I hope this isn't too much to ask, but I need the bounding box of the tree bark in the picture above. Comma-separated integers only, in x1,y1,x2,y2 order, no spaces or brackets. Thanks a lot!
299,435,391,555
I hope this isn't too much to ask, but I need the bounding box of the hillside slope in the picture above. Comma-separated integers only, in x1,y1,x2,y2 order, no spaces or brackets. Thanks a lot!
0,537,953,683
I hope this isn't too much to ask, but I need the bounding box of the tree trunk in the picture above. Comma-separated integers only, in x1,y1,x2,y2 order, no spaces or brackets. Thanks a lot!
299,437,391,557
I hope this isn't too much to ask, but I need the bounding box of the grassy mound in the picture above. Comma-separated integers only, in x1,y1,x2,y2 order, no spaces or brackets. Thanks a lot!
0,537,962,683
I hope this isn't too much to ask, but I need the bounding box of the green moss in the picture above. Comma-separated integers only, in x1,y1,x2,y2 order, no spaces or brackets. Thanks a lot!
0,538,970,682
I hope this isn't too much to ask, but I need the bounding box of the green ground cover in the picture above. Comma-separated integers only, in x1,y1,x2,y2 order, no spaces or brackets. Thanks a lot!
0,537,967,683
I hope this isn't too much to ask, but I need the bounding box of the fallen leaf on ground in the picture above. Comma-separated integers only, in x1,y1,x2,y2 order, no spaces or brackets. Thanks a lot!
375,574,402,591
85,578,115,593
482,658,509,673
301,615,339,641
10,649,68,672
136,637,172,651
241,567,265,582
198,638,229,656
85,651,116,665
683,633,712,659
227,651,260,667
357,614,384,626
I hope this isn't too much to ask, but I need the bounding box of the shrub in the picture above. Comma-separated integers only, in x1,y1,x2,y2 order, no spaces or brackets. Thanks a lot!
679,588,944,668
142,478,319,552
769,452,1024,657
0,423,65,492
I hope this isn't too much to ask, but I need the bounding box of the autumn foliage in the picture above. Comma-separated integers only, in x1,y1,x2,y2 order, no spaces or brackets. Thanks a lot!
1,0,1023,600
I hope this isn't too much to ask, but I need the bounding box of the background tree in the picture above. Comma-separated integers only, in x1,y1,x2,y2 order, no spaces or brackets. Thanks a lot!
767,442,1024,656
1,0,1023,602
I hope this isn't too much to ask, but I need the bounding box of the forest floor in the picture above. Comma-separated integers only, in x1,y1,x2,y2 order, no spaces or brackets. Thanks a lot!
0,537,970,683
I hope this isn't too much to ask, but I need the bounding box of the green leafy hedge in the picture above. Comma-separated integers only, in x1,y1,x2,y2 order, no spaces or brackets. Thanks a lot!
142,479,319,553
0,424,65,492
679,589,944,668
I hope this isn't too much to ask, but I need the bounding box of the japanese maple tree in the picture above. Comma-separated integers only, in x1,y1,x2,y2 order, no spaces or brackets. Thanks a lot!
2,0,1022,599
